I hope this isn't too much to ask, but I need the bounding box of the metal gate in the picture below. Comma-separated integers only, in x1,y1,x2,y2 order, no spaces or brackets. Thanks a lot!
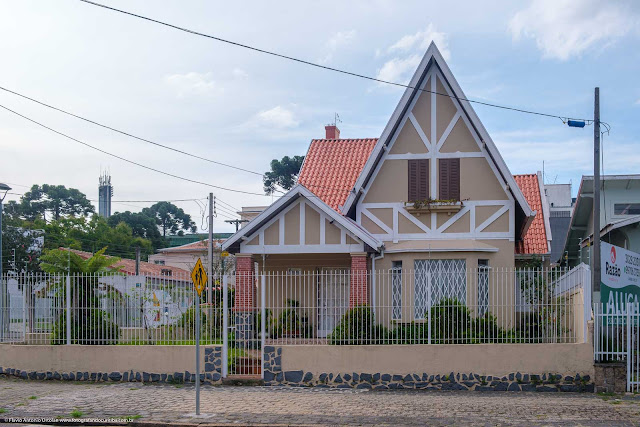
222,273,264,378
594,302,640,392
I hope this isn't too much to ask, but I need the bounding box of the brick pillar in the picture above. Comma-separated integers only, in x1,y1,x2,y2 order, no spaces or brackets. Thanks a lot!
234,254,255,342
349,253,369,307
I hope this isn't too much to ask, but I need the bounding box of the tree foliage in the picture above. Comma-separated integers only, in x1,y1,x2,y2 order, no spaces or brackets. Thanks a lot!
142,201,196,237
41,248,121,345
108,211,165,249
263,155,304,195
18,184,94,222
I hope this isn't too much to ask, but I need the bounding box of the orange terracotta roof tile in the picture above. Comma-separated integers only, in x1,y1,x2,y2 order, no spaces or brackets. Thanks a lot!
297,138,378,210
62,248,190,276
513,174,549,255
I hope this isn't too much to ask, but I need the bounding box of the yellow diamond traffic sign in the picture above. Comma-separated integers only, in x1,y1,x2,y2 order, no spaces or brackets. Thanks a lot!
191,258,208,297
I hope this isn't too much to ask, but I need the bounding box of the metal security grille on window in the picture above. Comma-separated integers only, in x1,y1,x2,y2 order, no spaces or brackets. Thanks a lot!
391,266,402,320
478,266,489,317
414,259,467,319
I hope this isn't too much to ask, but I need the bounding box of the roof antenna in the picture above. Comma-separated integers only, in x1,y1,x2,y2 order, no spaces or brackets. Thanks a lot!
333,113,342,127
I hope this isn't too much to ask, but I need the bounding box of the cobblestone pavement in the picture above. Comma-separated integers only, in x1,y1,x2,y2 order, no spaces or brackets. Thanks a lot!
1,378,640,426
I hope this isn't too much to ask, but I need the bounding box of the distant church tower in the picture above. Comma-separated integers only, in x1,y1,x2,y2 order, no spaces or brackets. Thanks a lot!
98,172,113,218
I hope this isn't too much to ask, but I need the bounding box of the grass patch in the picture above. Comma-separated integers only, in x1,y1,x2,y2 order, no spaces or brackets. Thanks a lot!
70,409,83,418
28,396,37,400
0,408,6,414
129,387,139,391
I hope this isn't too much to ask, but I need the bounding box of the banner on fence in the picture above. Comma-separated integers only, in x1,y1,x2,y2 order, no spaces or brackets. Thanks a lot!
601,242,640,318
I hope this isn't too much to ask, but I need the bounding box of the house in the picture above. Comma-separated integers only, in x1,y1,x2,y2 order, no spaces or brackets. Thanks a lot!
67,248,189,277
222,43,537,338
148,239,233,274
564,174,640,267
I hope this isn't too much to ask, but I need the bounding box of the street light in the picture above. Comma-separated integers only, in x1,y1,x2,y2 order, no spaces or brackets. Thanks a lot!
0,182,12,341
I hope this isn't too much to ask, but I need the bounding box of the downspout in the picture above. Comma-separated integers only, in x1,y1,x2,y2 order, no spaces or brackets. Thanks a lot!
371,248,385,317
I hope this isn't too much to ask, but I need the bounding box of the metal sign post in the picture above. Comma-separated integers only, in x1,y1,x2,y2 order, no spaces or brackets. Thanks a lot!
190,258,207,416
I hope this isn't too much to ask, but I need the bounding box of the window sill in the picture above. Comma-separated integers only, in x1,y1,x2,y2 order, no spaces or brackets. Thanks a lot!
404,201,462,216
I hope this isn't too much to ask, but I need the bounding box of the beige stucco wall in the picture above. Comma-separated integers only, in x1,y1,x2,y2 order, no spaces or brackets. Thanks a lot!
0,345,213,373
281,343,594,377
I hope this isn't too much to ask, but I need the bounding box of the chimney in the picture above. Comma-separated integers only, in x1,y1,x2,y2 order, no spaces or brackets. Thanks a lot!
325,125,340,139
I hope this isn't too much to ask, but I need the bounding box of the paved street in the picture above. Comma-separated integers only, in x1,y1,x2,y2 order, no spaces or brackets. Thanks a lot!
1,378,639,426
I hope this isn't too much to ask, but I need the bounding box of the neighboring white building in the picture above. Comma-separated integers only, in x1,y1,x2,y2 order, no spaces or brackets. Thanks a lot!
148,239,232,273
544,182,575,263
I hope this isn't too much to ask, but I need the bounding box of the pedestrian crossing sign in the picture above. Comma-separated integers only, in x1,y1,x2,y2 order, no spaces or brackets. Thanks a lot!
191,258,207,297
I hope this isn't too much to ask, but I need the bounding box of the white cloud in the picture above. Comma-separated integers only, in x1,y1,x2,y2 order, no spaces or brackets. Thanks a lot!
388,23,451,61
376,54,422,83
375,24,450,85
319,30,356,64
509,0,639,61
232,68,249,79
255,106,299,128
164,71,221,97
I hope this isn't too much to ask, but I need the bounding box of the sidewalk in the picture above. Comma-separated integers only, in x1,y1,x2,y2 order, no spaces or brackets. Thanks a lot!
1,378,639,426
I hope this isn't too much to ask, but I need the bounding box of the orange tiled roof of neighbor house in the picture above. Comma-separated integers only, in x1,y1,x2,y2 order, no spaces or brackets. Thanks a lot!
297,138,378,211
61,248,190,276
513,174,549,255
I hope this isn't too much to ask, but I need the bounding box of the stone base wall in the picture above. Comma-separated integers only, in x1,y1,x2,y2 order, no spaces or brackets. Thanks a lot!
263,346,595,392
0,346,223,385
234,312,254,342
594,362,626,393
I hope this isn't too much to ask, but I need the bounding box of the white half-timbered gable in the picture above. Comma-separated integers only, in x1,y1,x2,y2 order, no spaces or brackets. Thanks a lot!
343,43,534,244
223,185,382,255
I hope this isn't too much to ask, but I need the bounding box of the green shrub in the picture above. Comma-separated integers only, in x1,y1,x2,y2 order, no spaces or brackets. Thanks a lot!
430,298,471,344
388,322,428,344
470,313,509,343
271,299,312,338
51,310,119,345
328,305,388,345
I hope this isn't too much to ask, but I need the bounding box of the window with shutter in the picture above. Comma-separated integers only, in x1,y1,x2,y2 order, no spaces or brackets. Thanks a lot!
408,159,429,202
438,158,460,201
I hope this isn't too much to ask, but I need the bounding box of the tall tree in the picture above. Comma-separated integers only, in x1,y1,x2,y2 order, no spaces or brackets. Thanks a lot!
142,202,196,237
108,211,165,249
20,184,94,221
263,155,304,195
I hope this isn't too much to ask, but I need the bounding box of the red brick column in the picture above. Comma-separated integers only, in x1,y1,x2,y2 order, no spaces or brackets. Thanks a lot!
349,253,369,307
234,254,255,312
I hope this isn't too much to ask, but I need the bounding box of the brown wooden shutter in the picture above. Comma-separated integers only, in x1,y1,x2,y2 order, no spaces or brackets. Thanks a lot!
408,160,419,201
408,159,429,202
449,158,460,201
439,158,460,201
418,159,429,200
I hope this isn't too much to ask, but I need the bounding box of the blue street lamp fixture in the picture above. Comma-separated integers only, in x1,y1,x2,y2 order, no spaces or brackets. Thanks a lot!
567,119,586,128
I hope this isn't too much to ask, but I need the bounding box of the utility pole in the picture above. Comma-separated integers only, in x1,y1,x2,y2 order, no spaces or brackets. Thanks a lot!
207,194,213,305
0,183,11,341
225,219,248,232
135,247,141,275
593,87,601,304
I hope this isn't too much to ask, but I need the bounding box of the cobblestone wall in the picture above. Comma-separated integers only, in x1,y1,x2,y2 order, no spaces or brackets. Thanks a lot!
263,346,595,392
0,346,223,385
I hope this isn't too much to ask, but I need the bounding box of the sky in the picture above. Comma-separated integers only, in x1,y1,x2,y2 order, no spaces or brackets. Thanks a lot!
1,0,639,234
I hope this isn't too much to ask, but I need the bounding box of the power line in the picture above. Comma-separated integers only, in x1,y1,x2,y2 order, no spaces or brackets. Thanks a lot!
0,103,265,196
0,85,263,177
78,0,597,123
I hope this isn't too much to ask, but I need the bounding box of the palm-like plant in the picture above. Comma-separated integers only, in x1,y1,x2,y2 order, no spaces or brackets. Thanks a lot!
40,248,122,345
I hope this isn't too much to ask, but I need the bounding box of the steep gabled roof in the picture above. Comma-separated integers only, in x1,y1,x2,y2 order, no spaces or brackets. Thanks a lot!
222,184,383,254
513,173,551,255
340,42,534,238
297,138,377,211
